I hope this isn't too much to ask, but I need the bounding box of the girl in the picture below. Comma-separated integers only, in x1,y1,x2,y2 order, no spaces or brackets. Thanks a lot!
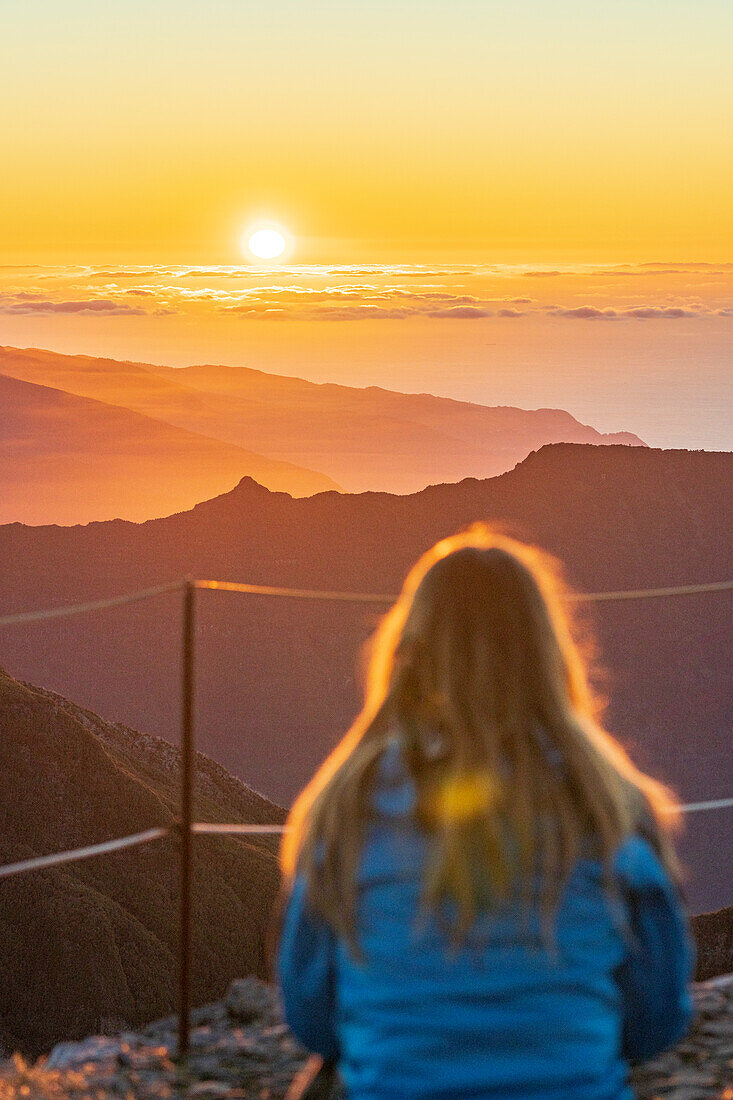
278,527,694,1099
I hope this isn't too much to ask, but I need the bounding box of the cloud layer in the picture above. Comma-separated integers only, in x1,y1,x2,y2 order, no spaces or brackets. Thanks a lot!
0,295,144,315
0,263,730,323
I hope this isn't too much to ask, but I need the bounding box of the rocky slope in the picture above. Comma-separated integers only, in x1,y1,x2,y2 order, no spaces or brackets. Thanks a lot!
2,974,731,1099
0,667,285,1058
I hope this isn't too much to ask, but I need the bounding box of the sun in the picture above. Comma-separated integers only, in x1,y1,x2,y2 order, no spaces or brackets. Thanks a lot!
244,224,289,261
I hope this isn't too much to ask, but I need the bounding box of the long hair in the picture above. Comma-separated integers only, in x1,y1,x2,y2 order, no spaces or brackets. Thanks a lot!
281,525,681,948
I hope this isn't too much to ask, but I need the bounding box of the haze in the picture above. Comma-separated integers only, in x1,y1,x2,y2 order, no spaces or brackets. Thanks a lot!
1,262,731,451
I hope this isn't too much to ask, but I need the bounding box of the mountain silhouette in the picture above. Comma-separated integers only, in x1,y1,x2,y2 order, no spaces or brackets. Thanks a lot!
0,665,284,1058
0,372,338,524
0,443,730,910
0,345,645,496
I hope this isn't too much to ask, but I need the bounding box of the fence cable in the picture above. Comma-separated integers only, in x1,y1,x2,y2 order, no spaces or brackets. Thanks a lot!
195,578,733,606
0,827,171,880
678,797,733,814
0,574,730,882
0,580,182,627
3,795,733,880
567,580,733,603
194,579,396,605
192,822,287,835
0,577,731,627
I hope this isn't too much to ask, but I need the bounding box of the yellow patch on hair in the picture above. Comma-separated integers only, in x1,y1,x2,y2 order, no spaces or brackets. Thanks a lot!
430,771,501,824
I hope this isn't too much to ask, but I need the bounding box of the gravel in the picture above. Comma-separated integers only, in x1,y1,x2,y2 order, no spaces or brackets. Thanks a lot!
1,974,731,1099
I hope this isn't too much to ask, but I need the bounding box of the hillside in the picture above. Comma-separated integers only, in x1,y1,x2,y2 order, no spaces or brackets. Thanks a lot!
0,373,337,524
0,443,730,910
145,359,646,492
0,667,284,1057
0,345,645,495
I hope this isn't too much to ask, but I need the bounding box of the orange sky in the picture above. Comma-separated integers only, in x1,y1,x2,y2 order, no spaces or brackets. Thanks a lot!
2,4,730,453
2,1,732,264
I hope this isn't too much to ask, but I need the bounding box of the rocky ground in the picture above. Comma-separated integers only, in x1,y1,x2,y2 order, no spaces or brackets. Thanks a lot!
1,975,731,1099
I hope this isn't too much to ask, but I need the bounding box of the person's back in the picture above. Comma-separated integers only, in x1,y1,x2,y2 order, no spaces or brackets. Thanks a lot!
278,528,694,1099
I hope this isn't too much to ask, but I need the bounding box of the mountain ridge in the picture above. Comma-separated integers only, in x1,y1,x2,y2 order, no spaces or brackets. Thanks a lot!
0,443,729,911
0,345,647,498
0,371,339,525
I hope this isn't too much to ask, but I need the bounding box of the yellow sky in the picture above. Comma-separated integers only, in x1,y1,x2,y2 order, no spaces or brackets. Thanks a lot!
2,1,732,264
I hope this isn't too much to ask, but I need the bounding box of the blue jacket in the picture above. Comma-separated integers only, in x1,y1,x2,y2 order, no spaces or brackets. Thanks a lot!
278,740,694,1100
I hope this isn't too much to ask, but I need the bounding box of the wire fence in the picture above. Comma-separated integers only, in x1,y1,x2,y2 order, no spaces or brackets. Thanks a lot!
1,577,732,628
1,573,732,1056
2,797,731,882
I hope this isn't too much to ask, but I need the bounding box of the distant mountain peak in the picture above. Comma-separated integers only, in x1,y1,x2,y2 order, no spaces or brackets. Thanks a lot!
514,440,648,468
204,475,283,504
232,475,279,494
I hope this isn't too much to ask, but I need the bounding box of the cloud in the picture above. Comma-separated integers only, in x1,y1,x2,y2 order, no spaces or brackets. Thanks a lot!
549,304,704,321
90,281,544,321
518,262,733,279
321,267,477,278
310,305,409,321
587,263,733,278
427,306,493,319
224,302,411,321
176,287,244,301
479,296,536,305
389,269,477,277
225,286,381,305
394,291,479,303
4,263,729,326
175,268,245,277
223,307,292,320
621,306,698,319
634,262,733,271
85,270,162,279
551,306,618,320
0,296,145,315
270,288,368,302
169,265,478,280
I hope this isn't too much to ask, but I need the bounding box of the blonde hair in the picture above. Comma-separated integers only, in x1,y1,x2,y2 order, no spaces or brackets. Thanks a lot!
281,525,681,948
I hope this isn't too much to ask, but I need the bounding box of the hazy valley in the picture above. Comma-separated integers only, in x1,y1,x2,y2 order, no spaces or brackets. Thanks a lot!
0,345,645,522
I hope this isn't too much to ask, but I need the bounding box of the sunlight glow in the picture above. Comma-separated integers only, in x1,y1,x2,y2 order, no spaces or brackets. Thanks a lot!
247,228,288,261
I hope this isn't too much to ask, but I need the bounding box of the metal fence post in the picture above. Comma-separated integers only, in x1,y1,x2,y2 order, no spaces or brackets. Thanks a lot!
178,577,196,1060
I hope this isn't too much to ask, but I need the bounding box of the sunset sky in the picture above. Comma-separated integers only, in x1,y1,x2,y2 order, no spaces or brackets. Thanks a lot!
1,2,731,453
2,0,732,264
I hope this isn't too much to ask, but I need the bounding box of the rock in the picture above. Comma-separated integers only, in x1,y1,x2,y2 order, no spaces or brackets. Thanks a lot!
630,975,733,1099
692,907,733,981
45,1034,126,1070
2,975,732,1098
662,1089,719,1100
186,1082,237,1097
225,978,278,1026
